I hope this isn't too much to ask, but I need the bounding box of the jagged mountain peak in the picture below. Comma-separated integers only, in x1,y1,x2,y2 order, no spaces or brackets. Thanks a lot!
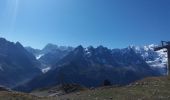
96,45,105,49
0,37,7,42
44,43,58,49
130,44,158,51
86,46,94,50
75,45,84,50
96,45,110,53
69,45,85,57
42,43,58,53
0,38,42,87
15,41,24,48
84,46,95,55
42,43,74,54
131,44,167,75
16,44,160,92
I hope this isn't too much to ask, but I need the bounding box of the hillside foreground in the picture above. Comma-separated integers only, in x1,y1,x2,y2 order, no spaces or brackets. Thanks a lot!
0,76,170,100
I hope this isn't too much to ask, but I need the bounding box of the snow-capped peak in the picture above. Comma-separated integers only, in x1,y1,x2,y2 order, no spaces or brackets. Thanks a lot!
131,44,167,75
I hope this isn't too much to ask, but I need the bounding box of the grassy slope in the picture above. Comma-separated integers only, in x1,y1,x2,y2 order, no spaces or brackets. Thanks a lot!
1,76,170,100
57,76,170,100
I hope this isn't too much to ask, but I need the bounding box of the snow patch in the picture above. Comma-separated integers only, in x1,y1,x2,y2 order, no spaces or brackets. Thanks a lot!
131,44,168,75
36,54,44,59
42,67,51,73
85,48,92,57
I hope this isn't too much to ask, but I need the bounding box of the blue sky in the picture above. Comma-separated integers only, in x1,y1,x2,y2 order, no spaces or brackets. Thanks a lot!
0,0,169,49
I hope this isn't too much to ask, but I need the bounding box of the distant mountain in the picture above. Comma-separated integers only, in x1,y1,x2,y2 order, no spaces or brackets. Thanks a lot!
15,45,160,92
131,44,167,75
0,38,42,88
26,44,168,75
25,47,41,59
25,44,73,72
39,44,73,69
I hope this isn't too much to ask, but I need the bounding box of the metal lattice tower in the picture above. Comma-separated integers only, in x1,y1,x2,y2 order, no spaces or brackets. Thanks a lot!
154,41,170,75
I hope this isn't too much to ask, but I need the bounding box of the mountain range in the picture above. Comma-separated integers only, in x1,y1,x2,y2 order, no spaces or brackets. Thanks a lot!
0,37,167,92
16,45,161,92
26,43,168,75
